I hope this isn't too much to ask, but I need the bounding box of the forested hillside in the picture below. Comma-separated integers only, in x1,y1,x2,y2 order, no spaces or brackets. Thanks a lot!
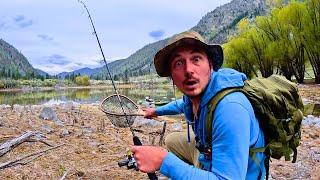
0,0,270,80
90,39,168,80
192,0,268,43
0,39,40,79
91,0,269,80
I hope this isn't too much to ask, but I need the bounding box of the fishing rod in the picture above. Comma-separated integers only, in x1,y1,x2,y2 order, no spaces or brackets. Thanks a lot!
77,1,157,179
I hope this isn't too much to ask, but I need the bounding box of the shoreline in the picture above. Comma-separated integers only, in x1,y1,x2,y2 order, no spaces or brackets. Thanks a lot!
0,83,174,93
0,84,137,92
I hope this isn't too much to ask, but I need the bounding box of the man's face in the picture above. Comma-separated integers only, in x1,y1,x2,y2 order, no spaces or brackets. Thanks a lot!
169,46,212,98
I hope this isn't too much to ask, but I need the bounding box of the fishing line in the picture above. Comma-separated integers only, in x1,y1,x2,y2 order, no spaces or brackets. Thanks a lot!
77,0,135,137
78,1,157,179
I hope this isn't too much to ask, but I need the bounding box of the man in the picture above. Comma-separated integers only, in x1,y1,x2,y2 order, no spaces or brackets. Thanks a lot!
131,31,266,179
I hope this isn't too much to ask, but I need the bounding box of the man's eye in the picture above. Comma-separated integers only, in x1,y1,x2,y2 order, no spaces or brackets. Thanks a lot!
174,60,183,68
192,56,201,62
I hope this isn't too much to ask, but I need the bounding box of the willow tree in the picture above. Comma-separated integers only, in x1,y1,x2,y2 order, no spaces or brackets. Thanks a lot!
251,7,292,79
245,24,277,78
254,3,308,82
224,38,257,79
224,19,257,79
255,15,290,78
224,0,317,82
303,0,320,83
276,2,308,83
224,17,277,78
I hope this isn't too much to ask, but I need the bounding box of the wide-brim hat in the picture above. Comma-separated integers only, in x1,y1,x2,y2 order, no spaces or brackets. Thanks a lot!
154,30,223,77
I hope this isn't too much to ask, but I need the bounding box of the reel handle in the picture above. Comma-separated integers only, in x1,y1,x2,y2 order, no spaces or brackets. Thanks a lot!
133,136,158,180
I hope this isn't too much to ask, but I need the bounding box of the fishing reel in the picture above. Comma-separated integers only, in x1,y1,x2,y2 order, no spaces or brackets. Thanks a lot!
118,151,139,170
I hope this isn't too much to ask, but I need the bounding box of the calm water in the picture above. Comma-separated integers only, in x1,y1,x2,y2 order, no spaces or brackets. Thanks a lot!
0,87,176,106
1,87,319,116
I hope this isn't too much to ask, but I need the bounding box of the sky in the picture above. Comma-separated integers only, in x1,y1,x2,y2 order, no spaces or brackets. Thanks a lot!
0,0,231,75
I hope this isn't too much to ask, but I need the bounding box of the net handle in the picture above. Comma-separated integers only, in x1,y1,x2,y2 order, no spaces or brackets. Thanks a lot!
100,94,144,116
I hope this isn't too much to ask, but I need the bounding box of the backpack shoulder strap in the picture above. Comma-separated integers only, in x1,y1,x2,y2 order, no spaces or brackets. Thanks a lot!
206,88,242,144
205,87,267,178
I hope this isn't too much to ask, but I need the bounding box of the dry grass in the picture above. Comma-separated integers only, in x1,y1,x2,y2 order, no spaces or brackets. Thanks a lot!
0,104,174,179
0,84,319,179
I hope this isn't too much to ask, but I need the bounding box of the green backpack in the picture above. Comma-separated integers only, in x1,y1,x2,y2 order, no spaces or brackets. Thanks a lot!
205,75,304,176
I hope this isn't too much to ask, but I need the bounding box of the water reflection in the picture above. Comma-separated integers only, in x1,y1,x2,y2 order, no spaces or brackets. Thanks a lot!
3,88,319,116
0,87,176,106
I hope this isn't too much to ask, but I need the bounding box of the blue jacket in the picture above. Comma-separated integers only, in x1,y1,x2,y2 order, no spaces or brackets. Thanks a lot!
156,68,266,180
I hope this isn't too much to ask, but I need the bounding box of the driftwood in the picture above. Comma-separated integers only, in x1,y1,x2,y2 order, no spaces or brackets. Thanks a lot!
60,169,70,180
0,131,52,158
0,144,64,170
159,121,167,146
26,139,53,147
0,131,34,157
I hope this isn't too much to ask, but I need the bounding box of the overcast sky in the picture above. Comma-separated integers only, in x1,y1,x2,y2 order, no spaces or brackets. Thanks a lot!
0,0,231,75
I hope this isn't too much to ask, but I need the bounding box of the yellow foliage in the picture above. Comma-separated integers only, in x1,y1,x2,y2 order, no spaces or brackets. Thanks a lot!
75,75,90,86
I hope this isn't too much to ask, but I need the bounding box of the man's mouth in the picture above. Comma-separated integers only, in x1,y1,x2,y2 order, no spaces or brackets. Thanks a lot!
183,79,199,88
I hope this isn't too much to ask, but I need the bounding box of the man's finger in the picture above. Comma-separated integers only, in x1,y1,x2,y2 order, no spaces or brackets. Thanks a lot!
137,109,145,116
131,146,136,153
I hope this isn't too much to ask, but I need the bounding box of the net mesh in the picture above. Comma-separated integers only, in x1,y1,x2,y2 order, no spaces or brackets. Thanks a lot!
100,94,139,128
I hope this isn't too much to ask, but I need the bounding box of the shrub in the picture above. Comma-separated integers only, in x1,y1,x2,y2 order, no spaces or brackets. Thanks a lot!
0,80,4,89
75,75,90,86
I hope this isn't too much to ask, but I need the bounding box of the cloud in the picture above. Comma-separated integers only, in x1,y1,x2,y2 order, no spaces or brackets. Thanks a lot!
14,15,25,22
36,61,97,75
0,22,5,29
0,17,10,30
13,15,33,28
0,15,33,30
148,30,165,40
32,54,102,75
19,19,33,28
33,64,64,75
44,54,71,65
37,34,53,41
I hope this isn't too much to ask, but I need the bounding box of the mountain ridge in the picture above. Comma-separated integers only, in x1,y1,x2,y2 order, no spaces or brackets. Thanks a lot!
90,0,269,79
58,67,96,79
1,0,270,79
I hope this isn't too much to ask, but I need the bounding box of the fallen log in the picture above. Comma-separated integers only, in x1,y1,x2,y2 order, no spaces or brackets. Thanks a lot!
0,144,64,170
0,131,34,157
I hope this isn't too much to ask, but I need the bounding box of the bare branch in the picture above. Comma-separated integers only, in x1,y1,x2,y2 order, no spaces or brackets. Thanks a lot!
26,139,54,147
0,144,65,170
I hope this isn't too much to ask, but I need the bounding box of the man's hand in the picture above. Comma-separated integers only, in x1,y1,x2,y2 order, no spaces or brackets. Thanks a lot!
139,107,157,119
131,146,167,173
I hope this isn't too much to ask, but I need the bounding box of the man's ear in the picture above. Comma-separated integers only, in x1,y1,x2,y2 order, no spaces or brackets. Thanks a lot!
209,59,214,73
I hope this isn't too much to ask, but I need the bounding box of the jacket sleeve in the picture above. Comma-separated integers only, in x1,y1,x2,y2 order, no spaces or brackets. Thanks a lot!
159,100,251,180
156,99,184,116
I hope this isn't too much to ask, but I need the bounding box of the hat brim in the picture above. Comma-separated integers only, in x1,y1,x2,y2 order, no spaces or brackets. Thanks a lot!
154,38,223,77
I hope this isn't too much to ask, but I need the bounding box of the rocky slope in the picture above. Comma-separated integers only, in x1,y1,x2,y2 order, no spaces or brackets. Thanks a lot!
192,0,268,43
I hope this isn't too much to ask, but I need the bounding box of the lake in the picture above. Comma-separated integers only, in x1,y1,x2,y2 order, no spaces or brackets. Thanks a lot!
0,87,176,106
1,86,319,116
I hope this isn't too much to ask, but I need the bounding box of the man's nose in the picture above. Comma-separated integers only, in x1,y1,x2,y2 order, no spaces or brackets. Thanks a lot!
184,60,195,74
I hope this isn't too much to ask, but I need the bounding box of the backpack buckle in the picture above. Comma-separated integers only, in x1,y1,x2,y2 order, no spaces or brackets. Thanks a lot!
195,141,212,160
203,146,212,160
